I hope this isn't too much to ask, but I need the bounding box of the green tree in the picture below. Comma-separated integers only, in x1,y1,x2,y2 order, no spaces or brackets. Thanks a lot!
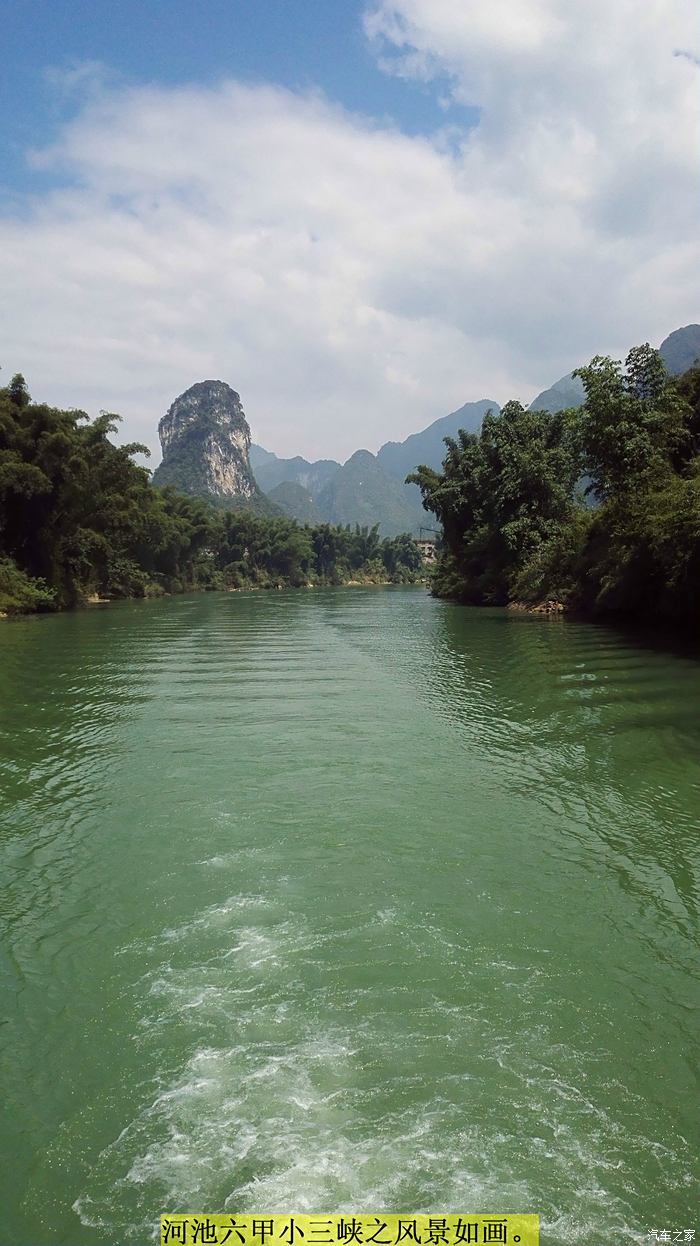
410,402,581,604
574,346,685,500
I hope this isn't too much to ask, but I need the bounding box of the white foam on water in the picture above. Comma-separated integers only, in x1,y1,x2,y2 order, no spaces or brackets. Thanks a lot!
161,897,272,944
375,908,398,923
73,1028,362,1240
194,839,264,869
116,895,274,963
222,927,284,970
74,1000,687,1246
72,896,698,1246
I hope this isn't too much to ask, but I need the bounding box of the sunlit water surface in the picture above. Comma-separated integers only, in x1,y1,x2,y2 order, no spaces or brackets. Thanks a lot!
0,588,698,1245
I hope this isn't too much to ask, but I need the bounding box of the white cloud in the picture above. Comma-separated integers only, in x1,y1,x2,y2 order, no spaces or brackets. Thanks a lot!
42,59,117,98
0,3,698,462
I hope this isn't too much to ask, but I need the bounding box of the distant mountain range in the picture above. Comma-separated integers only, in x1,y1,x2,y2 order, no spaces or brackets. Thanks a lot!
528,323,700,415
249,399,499,535
265,479,322,525
250,325,699,533
154,324,699,534
250,448,341,497
528,373,586,415
251,444,423,534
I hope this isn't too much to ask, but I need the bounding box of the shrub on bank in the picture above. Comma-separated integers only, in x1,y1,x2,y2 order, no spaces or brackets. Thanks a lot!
0,557,56,615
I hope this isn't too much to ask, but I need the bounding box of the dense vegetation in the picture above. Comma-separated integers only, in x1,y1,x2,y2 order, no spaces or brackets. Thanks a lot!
409,345,700,628
0,376,423,614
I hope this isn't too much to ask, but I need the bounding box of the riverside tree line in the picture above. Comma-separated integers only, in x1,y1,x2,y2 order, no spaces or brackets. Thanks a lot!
2,345,699,628
0,374,422,613
409,345,700,628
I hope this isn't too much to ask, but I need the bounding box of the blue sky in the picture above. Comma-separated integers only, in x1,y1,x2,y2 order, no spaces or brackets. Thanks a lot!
2,0,469,197
0,1,697,460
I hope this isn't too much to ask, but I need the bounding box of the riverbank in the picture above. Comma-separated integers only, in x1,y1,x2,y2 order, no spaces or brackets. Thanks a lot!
0,570,430,618
410,354,700,639
0,379,427,617
507,599,566,615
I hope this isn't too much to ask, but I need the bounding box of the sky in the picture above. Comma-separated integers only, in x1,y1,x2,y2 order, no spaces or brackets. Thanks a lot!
1,0,698,463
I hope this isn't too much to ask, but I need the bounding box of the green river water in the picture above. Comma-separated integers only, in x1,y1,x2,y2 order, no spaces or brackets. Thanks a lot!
0,587,698,1246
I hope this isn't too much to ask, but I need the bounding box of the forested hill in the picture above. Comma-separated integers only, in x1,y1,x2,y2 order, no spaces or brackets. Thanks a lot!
249,402,498,535
409,344,700,629
0,375,423,615
376,399,498,480
250,445,426,536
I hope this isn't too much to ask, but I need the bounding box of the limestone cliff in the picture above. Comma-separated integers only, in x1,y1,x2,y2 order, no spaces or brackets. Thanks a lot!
152,381,262,503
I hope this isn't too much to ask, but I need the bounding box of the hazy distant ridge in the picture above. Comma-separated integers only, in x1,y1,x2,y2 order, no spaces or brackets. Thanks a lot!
247,323,700,533
528,324,700,414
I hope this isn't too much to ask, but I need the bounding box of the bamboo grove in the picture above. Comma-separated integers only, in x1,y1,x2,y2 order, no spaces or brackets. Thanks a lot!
408,345,700,628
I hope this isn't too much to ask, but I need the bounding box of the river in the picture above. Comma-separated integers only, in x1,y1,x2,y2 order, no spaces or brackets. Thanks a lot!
0,587,698,1245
